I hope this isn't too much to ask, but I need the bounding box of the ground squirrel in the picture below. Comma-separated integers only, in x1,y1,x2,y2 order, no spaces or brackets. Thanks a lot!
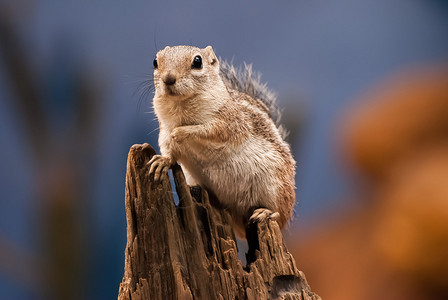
148,45,296,237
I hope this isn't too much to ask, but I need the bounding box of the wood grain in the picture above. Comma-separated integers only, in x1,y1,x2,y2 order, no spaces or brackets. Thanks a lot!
118,143,320,300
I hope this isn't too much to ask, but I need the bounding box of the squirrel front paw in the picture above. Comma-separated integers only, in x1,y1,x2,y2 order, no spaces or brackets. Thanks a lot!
170,126,190,143
147,155,173,182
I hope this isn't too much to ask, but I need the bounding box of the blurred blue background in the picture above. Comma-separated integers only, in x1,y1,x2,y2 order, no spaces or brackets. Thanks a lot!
1,0,447,299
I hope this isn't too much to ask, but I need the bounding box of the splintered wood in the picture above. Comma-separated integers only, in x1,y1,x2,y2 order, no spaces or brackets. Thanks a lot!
118,143,321,300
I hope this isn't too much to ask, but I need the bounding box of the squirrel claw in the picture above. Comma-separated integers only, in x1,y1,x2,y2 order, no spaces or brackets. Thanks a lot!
249,208,280,224
147,155,171,182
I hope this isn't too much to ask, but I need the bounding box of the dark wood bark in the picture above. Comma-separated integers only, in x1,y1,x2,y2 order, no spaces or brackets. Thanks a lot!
118,143,321,300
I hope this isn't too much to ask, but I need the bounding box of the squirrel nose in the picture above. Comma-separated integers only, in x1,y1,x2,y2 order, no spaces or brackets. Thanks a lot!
163,74,176,86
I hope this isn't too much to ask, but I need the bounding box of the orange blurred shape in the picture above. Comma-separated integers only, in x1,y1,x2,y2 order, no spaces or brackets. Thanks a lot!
342,65,448,181
291,64,448,300
374,145,448,297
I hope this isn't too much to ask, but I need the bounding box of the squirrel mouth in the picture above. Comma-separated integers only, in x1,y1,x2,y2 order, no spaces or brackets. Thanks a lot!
165,86,178,96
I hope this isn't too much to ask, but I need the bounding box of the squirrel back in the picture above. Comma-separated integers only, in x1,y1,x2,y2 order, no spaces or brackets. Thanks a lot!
219,61,288,139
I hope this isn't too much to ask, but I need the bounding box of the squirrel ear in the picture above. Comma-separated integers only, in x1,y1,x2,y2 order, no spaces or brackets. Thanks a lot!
205,45,218,65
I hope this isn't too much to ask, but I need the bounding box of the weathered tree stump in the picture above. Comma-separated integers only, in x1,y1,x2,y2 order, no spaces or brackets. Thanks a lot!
118,143,321,300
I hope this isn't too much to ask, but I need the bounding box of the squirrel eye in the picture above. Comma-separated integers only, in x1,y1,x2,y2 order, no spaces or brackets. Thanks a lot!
192,55,202,69
153,57,158,69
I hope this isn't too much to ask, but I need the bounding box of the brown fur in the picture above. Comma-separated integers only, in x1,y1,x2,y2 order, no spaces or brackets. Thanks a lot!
149,45,296,237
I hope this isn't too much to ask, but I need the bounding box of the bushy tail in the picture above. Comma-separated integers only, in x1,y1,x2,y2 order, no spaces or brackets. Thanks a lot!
219,60,288,139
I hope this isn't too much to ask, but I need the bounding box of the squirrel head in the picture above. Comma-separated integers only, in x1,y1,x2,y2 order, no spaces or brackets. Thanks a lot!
153,45,221,101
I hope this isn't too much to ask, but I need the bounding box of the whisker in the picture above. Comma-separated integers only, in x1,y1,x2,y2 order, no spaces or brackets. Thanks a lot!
132,77,155,114
147,126,160,136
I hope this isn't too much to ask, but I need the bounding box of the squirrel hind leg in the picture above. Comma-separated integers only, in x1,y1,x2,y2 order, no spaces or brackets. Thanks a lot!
248,208,280,225
239,207,281,239
243,207,281,264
